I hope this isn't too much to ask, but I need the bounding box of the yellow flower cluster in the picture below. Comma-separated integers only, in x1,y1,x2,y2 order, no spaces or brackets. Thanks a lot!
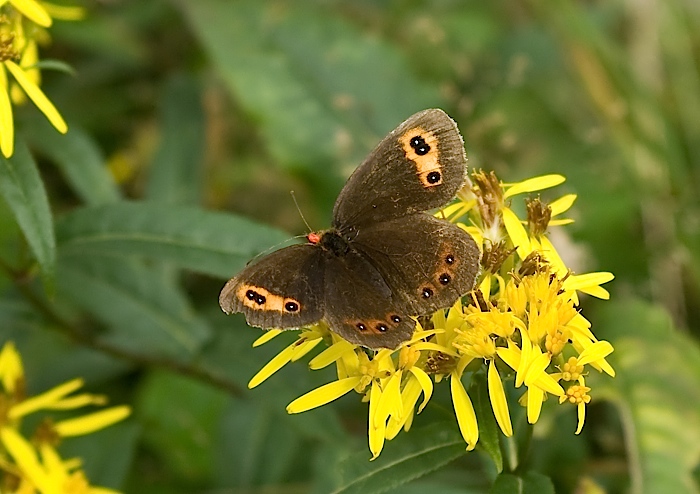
249,172,615,459
0,0,84,157
0,342,130,494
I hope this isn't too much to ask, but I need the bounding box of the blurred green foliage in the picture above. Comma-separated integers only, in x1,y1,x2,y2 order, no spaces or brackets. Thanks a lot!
1,0,699,492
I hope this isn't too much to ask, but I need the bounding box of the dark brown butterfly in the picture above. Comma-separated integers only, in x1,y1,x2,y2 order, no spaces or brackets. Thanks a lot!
219,109,480,349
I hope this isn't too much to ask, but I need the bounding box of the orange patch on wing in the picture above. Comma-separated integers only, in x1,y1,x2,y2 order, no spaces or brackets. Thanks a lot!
400,127,442,188
237,284,301,313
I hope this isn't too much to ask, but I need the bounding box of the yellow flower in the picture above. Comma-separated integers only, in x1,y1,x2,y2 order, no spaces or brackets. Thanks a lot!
0,0,84,157
246,171,616,459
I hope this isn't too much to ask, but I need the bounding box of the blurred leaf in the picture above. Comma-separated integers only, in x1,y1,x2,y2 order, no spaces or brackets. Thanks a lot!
215,398,307,487
23,118,121,206
146,74,205,205
136,371,229,483
326,422,464,494
61,421,140,490
55,201,289,278
181,0,440,202
57,257,210,359
31,59,77,76
24,118,121,205
490,471,555,494
0,141,55,287
594,298,700,494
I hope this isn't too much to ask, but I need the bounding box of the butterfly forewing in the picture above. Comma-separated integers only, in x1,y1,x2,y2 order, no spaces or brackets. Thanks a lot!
219,245,325,330
353,214,481,315
332,109,466,230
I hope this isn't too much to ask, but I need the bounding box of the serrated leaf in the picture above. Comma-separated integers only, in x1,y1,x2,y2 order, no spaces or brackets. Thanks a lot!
146,74,205,205
22,119,121,206
57,257,210,359
0,141,55,287
594,299,700,494
55,202,290,278
328,422,464,494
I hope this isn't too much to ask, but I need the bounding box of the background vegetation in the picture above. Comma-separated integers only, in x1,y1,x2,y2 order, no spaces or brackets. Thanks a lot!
1,0,699,492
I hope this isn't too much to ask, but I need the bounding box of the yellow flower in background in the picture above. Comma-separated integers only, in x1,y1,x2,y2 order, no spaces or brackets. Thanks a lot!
249,171,615,458
0,341,129,493
0,1,84,157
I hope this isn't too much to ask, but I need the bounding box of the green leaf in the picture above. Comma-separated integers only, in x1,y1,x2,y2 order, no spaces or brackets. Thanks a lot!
490,471,554,494
180,0,440,182
29,59,77,76
136,371,229,483
55,201,289,278
57,257,210,359
327,422,465,494
0,141,55,287
473,370,503,473
146,74,206,205
23,118,121,206
594,299,700,494
215,398,305,487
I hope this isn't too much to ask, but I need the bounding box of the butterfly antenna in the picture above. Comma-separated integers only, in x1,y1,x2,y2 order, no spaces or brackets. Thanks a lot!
290,190,314,234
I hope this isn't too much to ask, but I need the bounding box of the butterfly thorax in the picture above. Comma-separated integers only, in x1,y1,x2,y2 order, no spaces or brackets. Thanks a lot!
308,230,351,257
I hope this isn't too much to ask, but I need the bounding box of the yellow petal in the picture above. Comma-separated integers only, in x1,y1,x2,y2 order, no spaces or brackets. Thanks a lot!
563,272,615,292
9,378,83,419
5,61,67,133
0,341,24,393
0,66,14,157
503,174,566,199
533,373,565,396
248,343,296,389
290,337,322,362
309,340,355,370
286,376,361,414
41,3,86,20
1,427,52,493
488,360,512,436
408,366,433,413
450,373,478,450
526,386,544,424
502,207,531,260
576,402,586,434
374,372,403,427
10,0,52,27
53,405,130,437
549,194,577,216
252,329,283,347
478,273,491,299
45,393,107,410
577,341,614,366
368,381,385,460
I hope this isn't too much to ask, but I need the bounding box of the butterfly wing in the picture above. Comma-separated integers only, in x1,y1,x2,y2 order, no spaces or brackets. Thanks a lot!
332,109,467,230
219,244,325,330
353,214,481,315
322,249,415,349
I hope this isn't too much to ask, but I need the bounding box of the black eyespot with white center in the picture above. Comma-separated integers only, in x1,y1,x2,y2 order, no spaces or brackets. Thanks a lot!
422,287,433,299
445,254,455,265
285,301,299,312
439,273,451,285
255,294,266,305
377,323,388,332
427,171,441,184
391,315,401,323
357,323,367,331
409,135,431,156
246,290,256,300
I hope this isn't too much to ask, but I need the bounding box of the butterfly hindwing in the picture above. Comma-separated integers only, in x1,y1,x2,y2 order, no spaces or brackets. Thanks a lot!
219,245,325,330
332,109,467,229
322,249,415,349
353,214,481,315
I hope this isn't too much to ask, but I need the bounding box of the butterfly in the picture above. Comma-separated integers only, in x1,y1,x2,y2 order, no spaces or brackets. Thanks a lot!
219,109,481,349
